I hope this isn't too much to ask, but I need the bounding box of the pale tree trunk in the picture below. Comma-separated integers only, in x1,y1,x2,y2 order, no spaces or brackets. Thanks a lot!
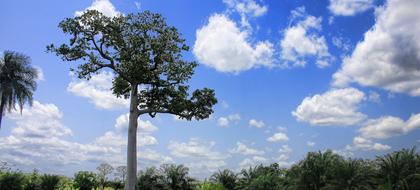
125,85,138,190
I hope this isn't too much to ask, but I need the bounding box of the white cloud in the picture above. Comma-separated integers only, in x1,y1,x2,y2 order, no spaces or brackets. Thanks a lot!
328,0,374,16
332,36,352,52
193,14,274,73
278,145,292,154
0,101,163,172
223,0,268,28
307,141,316,147
7,101,72,138
359,113,420,139
332,0,420,96
280,7,332,68
168,138,228,160
134,1,141,10
230,142,264,155
292,88,367,126
367,91,381,103
34,66,45,81
217,114,241,127
187,160,227,174
223,0,267,17
267,132,289,142
239,156,268,168
138,149,173,163
249,119,265,128
114,113,158,133
67,71,128,110
75,0,121,17
346,136,391,151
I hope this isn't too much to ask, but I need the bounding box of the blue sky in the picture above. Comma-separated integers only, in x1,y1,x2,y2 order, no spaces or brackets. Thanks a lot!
1,0,420,178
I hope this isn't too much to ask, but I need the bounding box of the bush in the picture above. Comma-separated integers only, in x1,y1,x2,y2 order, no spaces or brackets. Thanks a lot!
196,181,226,190
0,172,26,190
40,174,60,190
73,171,97,190
24,170,42,190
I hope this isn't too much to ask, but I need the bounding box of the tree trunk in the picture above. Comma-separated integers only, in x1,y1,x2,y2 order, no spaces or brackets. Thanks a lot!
0,95,5,129
125,85,138,190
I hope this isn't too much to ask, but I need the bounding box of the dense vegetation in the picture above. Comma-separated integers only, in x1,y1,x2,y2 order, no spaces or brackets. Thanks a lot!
0,147,419,190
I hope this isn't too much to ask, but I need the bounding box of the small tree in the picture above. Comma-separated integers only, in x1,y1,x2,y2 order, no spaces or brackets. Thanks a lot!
115,166,127,183
97,163,114,190
0,51,38,129
40,174,60,190
48,10,217,190
73,171,97,190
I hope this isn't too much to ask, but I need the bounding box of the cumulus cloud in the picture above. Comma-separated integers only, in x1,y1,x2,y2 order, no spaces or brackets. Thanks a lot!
217,114,241,127
168,138,228,160
332,0,420,96
346,136,391,151
359,113,420,139
278,145,292,154
0,101,166,172
307,141,316,147
230,142,264,155
239,156,268,168
114,113,158,133
292,88,367,126
168,138,229,175
249,119,265,128
267,132,289,142
193,14,274,73
280,7,332,68
75,0,121,17
328,0,374,16
223,0,268,28
67,71,128,110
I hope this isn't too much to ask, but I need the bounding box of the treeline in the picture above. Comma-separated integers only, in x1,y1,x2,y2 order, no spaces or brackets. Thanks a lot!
1,147,419,190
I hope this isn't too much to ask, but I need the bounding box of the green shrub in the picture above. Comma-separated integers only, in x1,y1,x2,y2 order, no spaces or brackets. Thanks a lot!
0,172,26,190
73,171,97,190
196,181,226,190
40,174,60,190
24,170,42,190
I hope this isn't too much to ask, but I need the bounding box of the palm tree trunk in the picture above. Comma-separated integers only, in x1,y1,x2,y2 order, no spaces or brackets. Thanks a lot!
0,95,5,129
125,85,138,190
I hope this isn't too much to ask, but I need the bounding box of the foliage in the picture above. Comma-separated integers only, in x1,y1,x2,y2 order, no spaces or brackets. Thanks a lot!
160,164,196,190
40,174,60,190
0,50,38,128
210,169,237,190
0,171,26,190
237,164,285,190
137,167,166,190
376,147,420,190
97,163,114,190
47,10,217,121
195,181,226,190
1,148,419,189
24,170,42,190
48,9,217,190
73,171,97,190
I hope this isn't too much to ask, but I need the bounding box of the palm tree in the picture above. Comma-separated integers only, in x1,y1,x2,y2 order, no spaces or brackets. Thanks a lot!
376,147,420,190
325,159,376,190
293,150,342,190
0,50,38,128
210,169,237,190
160,164,196,190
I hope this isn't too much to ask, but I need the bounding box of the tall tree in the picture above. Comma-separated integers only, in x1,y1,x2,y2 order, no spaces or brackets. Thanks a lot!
0,51,38,129
47,10,217,190
97,163,114,190
115,166,127,183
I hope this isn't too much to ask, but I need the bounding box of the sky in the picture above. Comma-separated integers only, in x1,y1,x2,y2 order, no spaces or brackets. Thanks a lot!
1,0,420,178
